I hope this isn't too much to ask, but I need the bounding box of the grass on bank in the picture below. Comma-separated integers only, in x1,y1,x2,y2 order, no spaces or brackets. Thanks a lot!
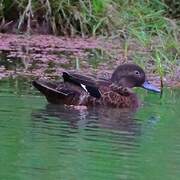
0,0,179,79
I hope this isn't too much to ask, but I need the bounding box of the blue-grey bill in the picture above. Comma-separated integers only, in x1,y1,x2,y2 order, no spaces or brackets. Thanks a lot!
142,81,161,93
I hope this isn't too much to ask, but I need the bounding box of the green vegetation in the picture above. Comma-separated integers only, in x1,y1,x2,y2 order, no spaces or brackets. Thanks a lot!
0,0,179,79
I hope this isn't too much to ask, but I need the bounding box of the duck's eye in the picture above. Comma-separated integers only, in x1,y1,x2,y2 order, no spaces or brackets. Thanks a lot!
134,70,140,76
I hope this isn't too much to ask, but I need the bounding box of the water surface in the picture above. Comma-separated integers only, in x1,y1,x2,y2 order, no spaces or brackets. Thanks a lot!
0,78,179,180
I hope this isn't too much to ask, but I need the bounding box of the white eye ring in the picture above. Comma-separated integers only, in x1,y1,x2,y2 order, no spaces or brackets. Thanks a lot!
135,70,140,76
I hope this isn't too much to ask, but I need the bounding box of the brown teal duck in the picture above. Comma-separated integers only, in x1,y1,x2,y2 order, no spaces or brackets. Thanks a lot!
32,64,160,108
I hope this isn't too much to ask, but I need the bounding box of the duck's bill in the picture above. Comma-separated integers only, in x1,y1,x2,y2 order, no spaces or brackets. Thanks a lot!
141,81,161,93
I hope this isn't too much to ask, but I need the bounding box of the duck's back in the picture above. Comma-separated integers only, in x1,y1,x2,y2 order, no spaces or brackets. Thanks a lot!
86,84,139,108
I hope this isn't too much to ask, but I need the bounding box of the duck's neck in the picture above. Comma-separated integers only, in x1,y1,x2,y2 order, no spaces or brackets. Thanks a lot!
111,76,136,88
110,83,133,96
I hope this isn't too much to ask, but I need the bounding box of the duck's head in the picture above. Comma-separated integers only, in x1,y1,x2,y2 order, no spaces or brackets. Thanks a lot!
111,64,160,93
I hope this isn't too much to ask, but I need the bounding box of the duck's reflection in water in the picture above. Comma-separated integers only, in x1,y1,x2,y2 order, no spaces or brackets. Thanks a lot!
32,104,141,137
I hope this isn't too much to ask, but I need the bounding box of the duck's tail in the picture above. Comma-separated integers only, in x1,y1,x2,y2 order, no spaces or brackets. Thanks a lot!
32,80,69,104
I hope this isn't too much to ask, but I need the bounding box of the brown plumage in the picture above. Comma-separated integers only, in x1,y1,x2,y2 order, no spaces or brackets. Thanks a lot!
32,64,160,108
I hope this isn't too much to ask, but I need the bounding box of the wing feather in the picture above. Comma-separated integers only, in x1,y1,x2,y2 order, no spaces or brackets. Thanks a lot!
62,72,101,98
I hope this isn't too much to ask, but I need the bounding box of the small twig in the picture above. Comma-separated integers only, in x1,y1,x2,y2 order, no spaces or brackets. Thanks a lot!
160,75,163,98
75,57,80,70
0,19,13,32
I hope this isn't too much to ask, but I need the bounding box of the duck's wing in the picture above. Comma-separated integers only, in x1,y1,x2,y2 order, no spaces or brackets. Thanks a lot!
62,72,102,98
32,80,79,104
32,80,69,96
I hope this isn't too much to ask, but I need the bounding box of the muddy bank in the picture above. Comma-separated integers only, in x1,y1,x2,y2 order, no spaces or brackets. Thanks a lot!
0,33,179,88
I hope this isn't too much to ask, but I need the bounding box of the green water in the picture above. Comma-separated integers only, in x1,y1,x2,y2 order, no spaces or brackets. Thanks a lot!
0,78,179,180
